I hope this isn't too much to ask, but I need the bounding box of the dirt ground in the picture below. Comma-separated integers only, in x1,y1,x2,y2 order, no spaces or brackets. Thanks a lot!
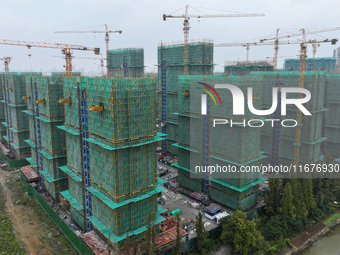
0,167,77,255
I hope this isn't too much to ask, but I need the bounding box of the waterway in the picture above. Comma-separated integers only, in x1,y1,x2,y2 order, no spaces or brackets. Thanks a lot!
301,224,340,255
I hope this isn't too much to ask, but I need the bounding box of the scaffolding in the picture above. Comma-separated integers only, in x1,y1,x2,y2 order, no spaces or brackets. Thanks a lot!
175,75,265,210
251,71,327,165
224,61,273,76
24,75,67,200
58,76,166,251
107,48,144,77
0,72,41,159
324,74,340,158
0,74,6,142
284,57,337,72
157,41,214,154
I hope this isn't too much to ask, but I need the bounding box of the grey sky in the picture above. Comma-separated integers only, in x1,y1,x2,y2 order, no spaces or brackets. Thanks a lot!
0,0,339,73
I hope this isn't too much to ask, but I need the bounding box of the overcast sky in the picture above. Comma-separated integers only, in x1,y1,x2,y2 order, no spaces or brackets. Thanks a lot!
0,0,340,74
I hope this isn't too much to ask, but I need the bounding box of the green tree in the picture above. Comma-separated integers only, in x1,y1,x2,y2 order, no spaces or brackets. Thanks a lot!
195,212,213,254
279,182,296,219
143,214,156,255
220,210,263,255
265,178,281,214
301,179,316,211
174,213,182,255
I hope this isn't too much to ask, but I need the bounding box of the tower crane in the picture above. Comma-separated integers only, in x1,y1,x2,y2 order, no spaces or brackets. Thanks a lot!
0,57,12,72
163,5,264,75
285,30,337,166
260,27,340,69
215,37,334,68
55,24,122,75
52,54,104,76
215,39,302,65
0,39,100,77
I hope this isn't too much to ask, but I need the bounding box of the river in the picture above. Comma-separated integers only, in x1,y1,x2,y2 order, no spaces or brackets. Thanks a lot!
301,224,340,255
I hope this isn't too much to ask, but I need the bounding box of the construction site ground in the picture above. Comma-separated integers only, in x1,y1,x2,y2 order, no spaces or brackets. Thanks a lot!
0,163,78,255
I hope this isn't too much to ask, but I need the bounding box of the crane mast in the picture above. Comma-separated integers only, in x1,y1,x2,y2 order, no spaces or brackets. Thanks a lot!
55,25,122,75
163,5,264,75
0,57,12,72
273,29,280,70
215,39,305,64
293,31,337,165
260,26,340,68
0,39,100,77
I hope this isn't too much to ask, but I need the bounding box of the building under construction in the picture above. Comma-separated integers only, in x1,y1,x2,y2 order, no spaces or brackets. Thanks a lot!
174,75,266,210
224,61,274,75
24,75,67,200
0,72,41,159
157,40,214,155
324,74,340,158
284,57,337,72
57,76,166,250
107,48,144,77
254,71,327,166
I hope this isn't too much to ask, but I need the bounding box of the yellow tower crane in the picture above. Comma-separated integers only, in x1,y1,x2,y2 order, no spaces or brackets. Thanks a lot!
0,57,12,72
0,39,100,77
294,31,337,166
52,54,104,76
260,26,340,70
215,40,303,64
163,5,264,75
55,25,122,75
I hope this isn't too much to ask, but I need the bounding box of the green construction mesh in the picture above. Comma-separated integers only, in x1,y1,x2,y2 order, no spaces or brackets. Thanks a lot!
0,103,4,119
64,131,82,172
251,71,326,111
325,126,340,144
41,155,66,180
43,176,68,200
70,207,85,230
63,77,156,142
40,121,65,155
63,77,81,128
11,131,30,148
84,77,155,142
107,48,144,78
68,177,84,205
89,141,157,203
166,122,178,141
285,57,336,72
34,76,64,118
224,64,273,75
324,141,340,158
91,194,158,237
178,171,202,192
9,106,28,130
209,186,258,210
166,140,178,155
2,72,41,105
156,42,214,155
